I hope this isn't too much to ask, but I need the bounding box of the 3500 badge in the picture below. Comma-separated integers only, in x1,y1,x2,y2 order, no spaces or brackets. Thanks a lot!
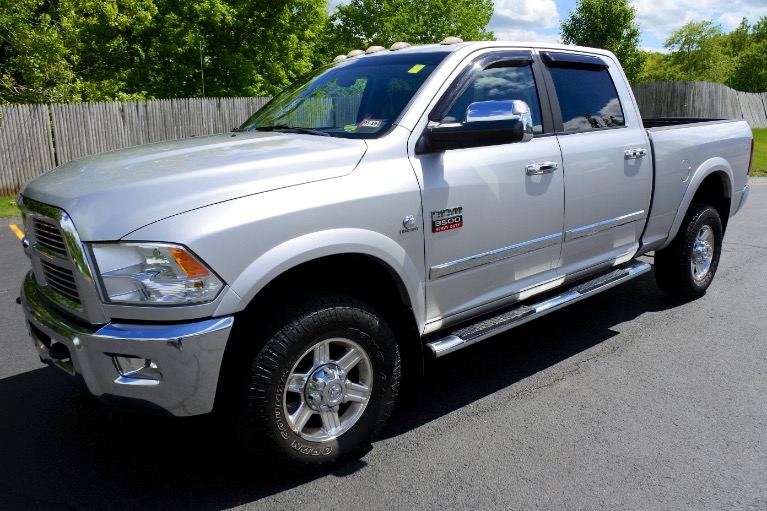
431,207,463,233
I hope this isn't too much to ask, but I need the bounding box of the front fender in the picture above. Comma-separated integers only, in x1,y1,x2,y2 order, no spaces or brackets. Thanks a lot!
215,228,426,331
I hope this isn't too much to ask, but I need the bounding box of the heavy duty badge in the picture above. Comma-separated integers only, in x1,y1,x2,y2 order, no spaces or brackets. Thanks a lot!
431,207,463,233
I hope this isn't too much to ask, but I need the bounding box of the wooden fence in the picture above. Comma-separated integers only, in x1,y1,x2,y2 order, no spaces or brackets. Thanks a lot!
0,104,57,195
2,82,767,195
0,97,270,195
631,81,767,128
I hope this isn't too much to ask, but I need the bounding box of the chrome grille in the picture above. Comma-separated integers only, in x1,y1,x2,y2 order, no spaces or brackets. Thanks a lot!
34,219,68,258
41,260,81,305
20,197,104,323
31,217,83,306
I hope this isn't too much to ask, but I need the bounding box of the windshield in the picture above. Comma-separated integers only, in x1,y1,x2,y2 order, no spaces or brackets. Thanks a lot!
238,50,450,139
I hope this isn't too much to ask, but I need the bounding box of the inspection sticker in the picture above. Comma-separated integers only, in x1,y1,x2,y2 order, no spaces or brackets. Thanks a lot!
358,118,382,128
408,64,425,74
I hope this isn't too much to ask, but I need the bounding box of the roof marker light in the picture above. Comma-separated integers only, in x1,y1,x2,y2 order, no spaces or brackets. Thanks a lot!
441,36,463,45
390,42,411,51
366,45,386,54
333,55,348,62
347,49,365,58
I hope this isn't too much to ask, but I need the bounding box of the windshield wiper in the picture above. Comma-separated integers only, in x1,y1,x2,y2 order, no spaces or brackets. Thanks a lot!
255,124,330,137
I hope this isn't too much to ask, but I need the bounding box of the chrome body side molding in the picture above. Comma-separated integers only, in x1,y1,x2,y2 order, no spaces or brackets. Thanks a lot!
565,211,645,242
429,232,562,279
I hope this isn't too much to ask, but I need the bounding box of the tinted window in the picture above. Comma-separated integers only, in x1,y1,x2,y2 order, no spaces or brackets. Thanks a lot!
239,51,449,139
444,62,543,134
548,67,625,132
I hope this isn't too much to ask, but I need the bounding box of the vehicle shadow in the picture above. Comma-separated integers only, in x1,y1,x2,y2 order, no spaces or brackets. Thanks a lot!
0,271,683,511
381,268,673,439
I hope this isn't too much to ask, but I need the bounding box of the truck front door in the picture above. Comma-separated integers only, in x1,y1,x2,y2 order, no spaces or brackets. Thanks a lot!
411,51,565,327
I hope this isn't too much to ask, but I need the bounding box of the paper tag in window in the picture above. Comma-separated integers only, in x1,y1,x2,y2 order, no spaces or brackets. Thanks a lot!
359,119,382,128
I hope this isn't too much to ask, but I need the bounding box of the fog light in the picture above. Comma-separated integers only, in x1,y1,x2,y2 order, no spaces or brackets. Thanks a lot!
112,355,162,385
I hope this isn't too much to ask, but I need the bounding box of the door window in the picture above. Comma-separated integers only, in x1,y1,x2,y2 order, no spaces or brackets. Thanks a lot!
443,61,544,134
548,66,625,132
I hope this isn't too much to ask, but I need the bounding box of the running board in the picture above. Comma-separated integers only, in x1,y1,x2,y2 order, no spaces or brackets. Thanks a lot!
425,261,651,358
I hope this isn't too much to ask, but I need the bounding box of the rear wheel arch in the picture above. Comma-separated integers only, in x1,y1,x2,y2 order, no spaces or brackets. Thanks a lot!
689,171,731,232
662,167,732,251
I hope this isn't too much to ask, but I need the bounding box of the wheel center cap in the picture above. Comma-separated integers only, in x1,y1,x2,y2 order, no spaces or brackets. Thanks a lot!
693,241,712,264
305,364,347,412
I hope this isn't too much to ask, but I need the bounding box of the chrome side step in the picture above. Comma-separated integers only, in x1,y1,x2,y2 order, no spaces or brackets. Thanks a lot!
425,261,651,358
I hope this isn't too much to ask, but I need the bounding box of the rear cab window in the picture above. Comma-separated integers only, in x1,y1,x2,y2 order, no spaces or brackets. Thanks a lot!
542,52,625,133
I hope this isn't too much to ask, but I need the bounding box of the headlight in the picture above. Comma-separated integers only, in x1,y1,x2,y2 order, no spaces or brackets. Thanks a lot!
90,243,224,305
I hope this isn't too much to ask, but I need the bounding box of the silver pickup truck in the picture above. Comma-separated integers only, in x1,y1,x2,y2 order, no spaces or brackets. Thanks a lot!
17,40,752,468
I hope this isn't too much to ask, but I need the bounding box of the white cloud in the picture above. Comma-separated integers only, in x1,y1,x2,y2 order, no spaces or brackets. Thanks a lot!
328,0,767,50
493,0,559,27
631,0,767,45
492,29,561,44
489,0,559,38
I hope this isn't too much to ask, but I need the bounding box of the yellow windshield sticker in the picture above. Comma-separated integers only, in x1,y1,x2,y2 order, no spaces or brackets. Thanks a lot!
408,64,425,74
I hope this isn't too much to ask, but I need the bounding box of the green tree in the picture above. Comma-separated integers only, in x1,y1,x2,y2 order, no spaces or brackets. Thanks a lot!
1,0,329,103
0,0,79,103
321,0,494,62
636,51,684,83
662,20,731,82
559,0,645,82
726,16,767,92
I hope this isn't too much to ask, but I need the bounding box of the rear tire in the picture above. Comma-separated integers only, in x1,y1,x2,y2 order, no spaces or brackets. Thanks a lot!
235,292,400,470
654,203,723,299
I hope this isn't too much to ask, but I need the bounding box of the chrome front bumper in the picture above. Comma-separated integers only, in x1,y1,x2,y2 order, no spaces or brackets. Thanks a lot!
20,271,233,416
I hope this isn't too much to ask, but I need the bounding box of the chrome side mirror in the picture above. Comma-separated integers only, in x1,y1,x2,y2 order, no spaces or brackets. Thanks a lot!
466,100,534,143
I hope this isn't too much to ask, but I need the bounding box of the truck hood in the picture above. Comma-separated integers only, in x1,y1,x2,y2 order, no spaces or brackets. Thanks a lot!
21,132,367,240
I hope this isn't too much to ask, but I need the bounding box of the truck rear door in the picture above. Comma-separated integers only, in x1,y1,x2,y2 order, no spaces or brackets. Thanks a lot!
540,51,652,275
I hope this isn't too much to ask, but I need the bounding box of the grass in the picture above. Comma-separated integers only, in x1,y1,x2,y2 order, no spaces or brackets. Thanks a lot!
751,128,767,177
0,129,764,220
0,195,20,219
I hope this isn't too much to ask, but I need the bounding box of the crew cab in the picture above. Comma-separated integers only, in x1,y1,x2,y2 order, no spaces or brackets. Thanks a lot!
17,40,752,469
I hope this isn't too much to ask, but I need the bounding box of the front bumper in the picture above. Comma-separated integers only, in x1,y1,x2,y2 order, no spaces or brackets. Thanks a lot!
20,271,233,416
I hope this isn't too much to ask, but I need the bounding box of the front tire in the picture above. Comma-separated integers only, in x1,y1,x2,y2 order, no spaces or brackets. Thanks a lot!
654,203,723,299
237,293,400,469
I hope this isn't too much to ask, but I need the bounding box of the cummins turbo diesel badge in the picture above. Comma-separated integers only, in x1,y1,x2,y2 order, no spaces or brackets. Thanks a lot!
431,207,463,233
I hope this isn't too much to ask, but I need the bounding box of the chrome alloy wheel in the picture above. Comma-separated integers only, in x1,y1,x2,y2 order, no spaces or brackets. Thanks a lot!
690,224,715,282
283,338,373,442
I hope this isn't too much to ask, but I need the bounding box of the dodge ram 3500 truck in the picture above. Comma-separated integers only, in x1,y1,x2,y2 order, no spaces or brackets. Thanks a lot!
17,40,752,468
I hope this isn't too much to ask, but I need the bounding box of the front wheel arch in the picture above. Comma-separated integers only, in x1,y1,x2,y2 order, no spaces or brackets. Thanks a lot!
232,292,401,469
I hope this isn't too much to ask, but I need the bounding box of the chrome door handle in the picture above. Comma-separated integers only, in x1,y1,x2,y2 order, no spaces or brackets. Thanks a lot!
525,162,558,176
624,148,648,160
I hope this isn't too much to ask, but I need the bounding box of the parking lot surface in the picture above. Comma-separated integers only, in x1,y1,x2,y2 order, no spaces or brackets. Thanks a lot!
1,185,765,510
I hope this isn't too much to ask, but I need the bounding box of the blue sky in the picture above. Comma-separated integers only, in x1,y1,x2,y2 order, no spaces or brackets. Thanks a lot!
330,0,767,52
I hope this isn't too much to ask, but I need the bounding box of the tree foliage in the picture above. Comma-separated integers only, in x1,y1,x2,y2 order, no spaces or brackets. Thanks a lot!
0,0,329,103
559,0,645,82
637,16,767,92
662,20,729,82
320,0,494,61
0,0,497,104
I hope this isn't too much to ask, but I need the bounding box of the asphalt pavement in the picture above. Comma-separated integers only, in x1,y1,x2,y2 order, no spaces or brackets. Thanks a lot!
0,185,765,510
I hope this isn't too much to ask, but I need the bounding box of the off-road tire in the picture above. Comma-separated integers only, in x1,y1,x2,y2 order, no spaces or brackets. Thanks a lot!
235,292,400,470
654,203,723,299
